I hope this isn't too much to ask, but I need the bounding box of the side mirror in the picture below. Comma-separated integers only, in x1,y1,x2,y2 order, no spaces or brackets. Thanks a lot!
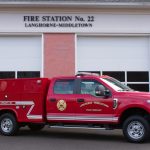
95,85,110,98
95,85,105,96
104,90,111,98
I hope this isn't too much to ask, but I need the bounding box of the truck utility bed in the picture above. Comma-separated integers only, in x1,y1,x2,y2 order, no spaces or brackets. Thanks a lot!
0,78,49,122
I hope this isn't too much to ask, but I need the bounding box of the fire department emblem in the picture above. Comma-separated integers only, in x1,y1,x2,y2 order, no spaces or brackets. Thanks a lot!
57,100,67,111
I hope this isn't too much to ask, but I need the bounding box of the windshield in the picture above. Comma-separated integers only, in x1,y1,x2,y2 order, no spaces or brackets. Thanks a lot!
101,77,133,91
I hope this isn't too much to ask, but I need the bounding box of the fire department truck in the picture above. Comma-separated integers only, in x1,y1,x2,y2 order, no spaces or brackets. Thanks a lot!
0,73,150,143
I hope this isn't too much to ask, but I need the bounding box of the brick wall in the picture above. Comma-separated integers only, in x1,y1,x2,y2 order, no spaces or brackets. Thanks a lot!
44,33,75,77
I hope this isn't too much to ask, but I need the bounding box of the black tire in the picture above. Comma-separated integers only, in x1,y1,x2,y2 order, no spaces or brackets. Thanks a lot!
28,124,45,131
123,115,150,143
0,113,19,136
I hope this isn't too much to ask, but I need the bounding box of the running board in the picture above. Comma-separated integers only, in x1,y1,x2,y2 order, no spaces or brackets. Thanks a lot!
49,125,113,130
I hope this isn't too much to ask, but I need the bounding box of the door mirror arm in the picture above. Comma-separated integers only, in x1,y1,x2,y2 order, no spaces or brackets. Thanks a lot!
104,90,111,98
95,85,111,98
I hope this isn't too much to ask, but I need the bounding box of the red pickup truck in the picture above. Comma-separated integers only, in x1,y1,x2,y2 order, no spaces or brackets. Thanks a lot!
0,73,150,143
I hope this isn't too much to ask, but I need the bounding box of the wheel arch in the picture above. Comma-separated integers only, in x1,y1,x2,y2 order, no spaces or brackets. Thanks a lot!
119,107,150,126
0,109,18,121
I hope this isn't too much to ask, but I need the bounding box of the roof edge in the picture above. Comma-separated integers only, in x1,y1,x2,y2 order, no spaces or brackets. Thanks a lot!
0,2,150,8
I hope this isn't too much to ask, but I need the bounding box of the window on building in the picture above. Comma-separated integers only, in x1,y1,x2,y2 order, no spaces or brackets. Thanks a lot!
17,71,40,78
127,71,149,82
127,84,149,92
103,71,125,82
126,71,149,91
0,72,15,79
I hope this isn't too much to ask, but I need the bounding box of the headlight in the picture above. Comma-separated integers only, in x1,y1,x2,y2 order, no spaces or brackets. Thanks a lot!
147,100,150,104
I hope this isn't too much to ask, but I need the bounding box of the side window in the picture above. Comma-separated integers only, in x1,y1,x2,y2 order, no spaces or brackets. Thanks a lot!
54,79,74,94
81,80,105,96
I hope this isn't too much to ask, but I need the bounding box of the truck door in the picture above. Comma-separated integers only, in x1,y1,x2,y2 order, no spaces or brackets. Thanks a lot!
46,78,77,123
75,78,117,123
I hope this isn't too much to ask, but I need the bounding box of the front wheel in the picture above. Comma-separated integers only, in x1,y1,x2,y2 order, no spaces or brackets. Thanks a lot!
123,115,150,143
0,113,19,136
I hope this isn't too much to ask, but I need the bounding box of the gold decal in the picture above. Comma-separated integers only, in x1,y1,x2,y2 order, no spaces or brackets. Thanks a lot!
93,102,109,108
80,102,92,107
86,109,102,112
57,100,67,111
80,101,109,108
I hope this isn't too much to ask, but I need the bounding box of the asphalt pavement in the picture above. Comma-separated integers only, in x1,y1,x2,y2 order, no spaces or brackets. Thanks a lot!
0,126,150,150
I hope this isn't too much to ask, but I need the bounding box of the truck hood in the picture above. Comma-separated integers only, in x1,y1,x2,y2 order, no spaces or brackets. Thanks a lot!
117,91,150,100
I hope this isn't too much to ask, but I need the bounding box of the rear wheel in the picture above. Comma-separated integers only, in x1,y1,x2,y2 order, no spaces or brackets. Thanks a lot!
0,113,19,136
123,115,150,143
28,124,45,131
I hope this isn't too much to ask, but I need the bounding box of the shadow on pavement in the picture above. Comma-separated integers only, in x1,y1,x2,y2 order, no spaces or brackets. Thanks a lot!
18,126,126,143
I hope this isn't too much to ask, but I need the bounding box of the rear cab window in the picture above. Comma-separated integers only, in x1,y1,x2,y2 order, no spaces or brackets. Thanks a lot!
53,79,75,94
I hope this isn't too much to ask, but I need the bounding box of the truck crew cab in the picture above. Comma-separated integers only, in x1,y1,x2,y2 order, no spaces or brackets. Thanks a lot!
0,73,150,143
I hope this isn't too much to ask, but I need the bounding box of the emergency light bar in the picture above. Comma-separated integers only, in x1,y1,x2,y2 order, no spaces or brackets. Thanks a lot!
76,72,100,77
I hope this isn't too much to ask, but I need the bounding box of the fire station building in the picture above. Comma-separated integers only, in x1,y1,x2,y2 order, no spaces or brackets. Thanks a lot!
0,0,150,91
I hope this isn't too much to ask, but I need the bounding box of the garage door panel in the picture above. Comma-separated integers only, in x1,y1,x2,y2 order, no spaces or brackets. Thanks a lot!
0,59,41,71
77,36,149,71
78,60,149,71
77,36,150,92
0,36,41,71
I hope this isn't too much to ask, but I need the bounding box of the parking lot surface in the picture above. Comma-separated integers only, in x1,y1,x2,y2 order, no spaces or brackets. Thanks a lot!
0,126,150,150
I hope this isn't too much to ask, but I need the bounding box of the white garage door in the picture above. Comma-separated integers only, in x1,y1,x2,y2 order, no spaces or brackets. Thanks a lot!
77,36,150,91
0,36,41,78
